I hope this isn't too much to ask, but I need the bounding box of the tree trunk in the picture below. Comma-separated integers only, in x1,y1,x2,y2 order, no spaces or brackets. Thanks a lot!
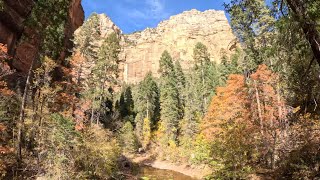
286,0,320,66
254,80,264,134
17,62,34,163
146,99,149,119
90,106,95,125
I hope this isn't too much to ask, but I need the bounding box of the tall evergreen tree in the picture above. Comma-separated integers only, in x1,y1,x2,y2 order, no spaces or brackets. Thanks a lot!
193,42,220,113
220,48,242,83
133,73,160,142
174,60,186,119
158,51,180,144
92,32,121,124
118,85,135,120
225,0,276,70
179,73,202,147
84,32,120,125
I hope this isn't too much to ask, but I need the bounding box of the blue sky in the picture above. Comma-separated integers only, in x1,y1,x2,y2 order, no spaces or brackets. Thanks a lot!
82,0,231,34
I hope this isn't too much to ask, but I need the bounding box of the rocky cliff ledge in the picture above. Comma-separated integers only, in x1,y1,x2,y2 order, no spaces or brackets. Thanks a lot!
0,0,84,74
122,9,239,83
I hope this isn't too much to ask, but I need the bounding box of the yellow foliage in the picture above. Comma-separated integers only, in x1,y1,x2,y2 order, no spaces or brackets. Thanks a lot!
142,117,151,149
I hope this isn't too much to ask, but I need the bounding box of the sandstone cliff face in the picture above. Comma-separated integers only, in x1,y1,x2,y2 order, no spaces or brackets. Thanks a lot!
122,9,239,83
74,9,238,85
0,0,84,74
0,0,34,55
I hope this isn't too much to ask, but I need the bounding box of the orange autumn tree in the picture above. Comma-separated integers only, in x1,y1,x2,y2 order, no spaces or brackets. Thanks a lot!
202,74,258,179
249,64,288,169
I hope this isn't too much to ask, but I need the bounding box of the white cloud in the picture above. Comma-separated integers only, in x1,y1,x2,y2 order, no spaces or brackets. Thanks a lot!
128,9,149,19
146,0,163,14
125,0,168,20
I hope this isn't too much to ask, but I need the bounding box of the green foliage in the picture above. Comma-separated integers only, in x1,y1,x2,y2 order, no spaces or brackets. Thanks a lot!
179,109,201,149
117,85,135,119
133,73,160,142
78,29,121,124
225,0,276,70
142,118,152,149
210,123,256,180
39,113,80,179
89,33,121,120
192,42,221,114
119,121,138,153
74,13,100,61
0,87,19,178
26,0,70,59
158,51,180,144
77,126,121,179
174,60,186,119
219,48,242,83
189,134,211,164
0,0,4,11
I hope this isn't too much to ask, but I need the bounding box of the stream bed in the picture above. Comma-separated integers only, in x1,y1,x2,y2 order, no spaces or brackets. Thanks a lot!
137,165,198,180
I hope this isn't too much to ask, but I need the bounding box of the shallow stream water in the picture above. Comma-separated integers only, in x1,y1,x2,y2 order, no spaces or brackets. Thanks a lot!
137,165,198,180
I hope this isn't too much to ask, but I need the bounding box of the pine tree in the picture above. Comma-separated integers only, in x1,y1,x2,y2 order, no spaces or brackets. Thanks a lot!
118,85,134,119
192,42,220,114
119,121,138,153
142,117,151,149
158,50,180,145
179,74,202,147
220,48,242,83
174,60,185,119
92,32,120,124
225,0,276,70
133,73,159,142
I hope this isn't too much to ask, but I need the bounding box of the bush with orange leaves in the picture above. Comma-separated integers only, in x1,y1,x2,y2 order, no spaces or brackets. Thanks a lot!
249,64,288,169
202,74,252,139
201,74,258,179
202,65,291,178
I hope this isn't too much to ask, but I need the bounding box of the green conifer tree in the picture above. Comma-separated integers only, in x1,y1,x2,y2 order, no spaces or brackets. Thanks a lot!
133,73,160,142
174,60,186,119
158,51,180,145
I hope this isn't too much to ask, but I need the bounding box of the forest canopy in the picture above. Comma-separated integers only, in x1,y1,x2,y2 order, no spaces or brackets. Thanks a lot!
0,0,320,179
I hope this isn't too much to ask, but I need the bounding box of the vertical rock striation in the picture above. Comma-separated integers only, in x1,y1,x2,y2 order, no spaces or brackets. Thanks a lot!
122,9,239,83
0,0,84,74
74,9,239,85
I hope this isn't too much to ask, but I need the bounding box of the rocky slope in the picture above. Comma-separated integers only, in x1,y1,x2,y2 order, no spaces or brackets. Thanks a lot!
74,9,239,84
0,0,84,74
122,9,239,83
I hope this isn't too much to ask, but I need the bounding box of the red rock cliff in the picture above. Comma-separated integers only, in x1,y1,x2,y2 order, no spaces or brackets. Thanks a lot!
0,0,84,73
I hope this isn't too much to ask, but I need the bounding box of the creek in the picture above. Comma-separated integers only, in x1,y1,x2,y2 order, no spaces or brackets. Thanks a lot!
137,165,198,180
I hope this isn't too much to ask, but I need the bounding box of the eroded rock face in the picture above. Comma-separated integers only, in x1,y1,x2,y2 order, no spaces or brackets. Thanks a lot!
74,9,238,85
0,0,34,55
122,9,239,83
0,0,84,74
62,0,85,61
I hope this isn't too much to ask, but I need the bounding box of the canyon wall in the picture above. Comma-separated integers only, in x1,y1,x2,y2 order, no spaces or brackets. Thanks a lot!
122,9,239,83
74,9,239,85
0,0,84,74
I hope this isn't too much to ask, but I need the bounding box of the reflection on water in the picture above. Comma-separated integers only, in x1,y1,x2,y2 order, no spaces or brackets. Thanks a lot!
138,166,197,180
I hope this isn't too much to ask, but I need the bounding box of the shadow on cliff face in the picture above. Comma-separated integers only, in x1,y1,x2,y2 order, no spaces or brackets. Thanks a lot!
0,0,84,89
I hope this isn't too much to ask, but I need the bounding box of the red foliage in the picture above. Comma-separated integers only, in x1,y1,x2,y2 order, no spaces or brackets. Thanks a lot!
250,64,288,134
53,53,88,130
202,74,252,140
